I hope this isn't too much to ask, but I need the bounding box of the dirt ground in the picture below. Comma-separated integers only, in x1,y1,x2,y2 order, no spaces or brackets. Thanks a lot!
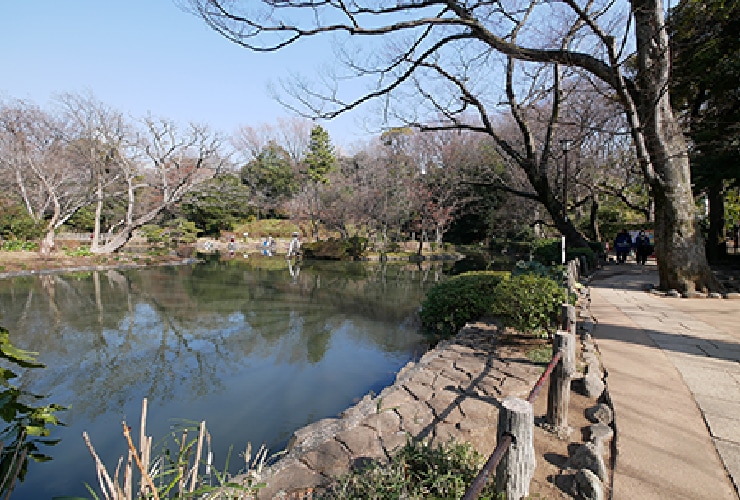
493,334,610,500
529,363,607,499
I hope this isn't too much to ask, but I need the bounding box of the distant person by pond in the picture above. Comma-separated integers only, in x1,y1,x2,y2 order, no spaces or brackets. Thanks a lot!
287,232,301,259
262,235,276,256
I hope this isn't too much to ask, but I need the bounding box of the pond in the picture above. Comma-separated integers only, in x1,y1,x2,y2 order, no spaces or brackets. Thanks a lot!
2,256,446,499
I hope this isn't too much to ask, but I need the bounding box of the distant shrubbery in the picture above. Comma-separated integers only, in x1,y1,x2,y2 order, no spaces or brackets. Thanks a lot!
0,240,39,252
420,265,566,338
301,236,368,260
531,238,597,268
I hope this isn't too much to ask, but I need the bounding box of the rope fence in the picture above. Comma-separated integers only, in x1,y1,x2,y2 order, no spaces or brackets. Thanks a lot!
462,262,581,500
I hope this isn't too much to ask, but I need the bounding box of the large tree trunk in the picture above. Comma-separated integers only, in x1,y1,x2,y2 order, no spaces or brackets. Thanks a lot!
91,178,103,253
92,204,167,254
632,0,720,292
39,227,56,256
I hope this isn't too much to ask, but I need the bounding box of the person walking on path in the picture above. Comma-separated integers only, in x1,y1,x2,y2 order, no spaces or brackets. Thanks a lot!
614,229,633,264
634,230,652,265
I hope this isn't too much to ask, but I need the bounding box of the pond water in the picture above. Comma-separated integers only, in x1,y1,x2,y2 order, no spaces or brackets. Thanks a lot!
2,256,445,499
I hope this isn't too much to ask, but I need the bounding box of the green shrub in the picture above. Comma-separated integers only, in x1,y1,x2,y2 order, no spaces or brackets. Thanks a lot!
302,237,368,260
1,240,39,252
139,224,166,245
319,439,501,499
64,247,93,257
165,218,199,245
139,219,199,248
512,260,566,281
531,239,598,268
345,236,368,259
567,246,596,268
419,271,508,338
491,274,567,337
0,203,44,241
587,240,605,257
531,238,562,265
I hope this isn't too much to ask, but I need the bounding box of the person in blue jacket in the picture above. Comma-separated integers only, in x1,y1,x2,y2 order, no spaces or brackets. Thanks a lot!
634,230,652,265
614,229,633,264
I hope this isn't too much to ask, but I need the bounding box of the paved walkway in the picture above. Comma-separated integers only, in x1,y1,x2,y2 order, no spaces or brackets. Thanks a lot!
587,262,740,499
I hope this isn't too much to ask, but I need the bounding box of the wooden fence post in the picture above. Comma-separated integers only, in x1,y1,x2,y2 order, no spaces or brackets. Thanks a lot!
546,331,577,433
560,303,576,336
495,397,535,500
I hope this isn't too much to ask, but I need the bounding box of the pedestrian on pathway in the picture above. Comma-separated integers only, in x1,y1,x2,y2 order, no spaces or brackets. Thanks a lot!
614,229,632,264
634,230,652,265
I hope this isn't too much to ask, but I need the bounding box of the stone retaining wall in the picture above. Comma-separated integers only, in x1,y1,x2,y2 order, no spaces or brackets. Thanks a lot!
247,324,545,499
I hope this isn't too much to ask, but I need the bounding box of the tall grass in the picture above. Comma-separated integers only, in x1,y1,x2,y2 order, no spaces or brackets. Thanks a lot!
82,399,269,500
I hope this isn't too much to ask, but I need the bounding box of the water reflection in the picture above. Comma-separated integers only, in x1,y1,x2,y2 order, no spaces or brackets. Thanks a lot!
2,258,444,499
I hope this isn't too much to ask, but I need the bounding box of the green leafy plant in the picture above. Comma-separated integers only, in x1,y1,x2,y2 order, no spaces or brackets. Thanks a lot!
530,238,562,266
526,344,554,364
1,240,39,252
64,247,94,257
419,271,509,338
491,274,567,337
0,326,64,496
512,260,565,281
0,201,44,242
566,246,596,269
319,438,502,499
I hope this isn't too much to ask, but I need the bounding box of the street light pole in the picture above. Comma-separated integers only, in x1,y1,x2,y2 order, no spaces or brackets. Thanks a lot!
559,139,573,265
560,139,572,222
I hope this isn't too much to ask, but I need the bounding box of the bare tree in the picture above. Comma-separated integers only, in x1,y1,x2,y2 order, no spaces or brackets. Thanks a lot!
94,116,229,253
189,0,718,291
0,99,90,254
231,117,313,164
56,93,132,252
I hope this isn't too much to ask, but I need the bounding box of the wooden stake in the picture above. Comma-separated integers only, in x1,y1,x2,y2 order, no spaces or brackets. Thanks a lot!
546,330,577,432
495,397,535,500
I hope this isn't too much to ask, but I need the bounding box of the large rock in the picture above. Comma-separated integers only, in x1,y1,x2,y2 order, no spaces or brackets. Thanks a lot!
567,443,608,482
586,423,614,447
582,369,605,399
256,458,327,500
585,403,613,425
574,468,605,500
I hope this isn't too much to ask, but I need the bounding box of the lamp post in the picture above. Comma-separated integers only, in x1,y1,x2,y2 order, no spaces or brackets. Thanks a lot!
560,139,573,221
560,139,573,265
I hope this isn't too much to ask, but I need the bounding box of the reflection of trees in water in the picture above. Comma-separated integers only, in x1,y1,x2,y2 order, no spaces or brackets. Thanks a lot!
1,261,432,420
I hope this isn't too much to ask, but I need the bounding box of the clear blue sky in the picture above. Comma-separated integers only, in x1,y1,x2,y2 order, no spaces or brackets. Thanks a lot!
0,1,370,147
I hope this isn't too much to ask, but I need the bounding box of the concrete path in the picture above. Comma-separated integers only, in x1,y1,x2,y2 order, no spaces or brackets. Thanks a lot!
587,262,740,499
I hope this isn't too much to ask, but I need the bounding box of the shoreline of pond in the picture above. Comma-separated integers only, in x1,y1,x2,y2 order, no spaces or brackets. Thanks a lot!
0,252,202,279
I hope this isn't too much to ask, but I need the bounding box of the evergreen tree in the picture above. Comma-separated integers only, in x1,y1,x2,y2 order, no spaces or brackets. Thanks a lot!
304,125,336,185
302,125,336,239
240,141,298,217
